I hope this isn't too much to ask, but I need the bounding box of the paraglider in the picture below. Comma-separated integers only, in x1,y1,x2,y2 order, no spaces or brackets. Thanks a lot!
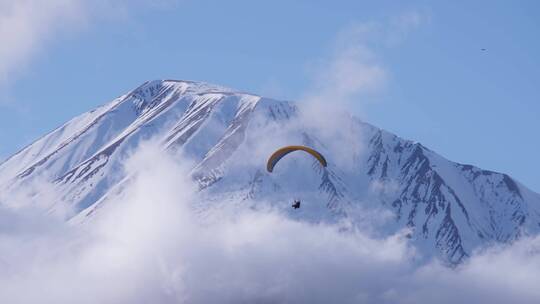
266,145,327,173
266,145,327,209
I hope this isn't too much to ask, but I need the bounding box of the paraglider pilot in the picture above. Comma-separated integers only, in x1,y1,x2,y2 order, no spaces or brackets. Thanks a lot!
266,145,327,211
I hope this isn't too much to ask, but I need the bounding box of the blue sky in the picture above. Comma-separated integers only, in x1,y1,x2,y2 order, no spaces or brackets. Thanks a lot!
0,0,539,191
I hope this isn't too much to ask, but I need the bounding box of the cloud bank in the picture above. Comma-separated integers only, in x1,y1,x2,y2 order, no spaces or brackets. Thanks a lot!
0,142,539,304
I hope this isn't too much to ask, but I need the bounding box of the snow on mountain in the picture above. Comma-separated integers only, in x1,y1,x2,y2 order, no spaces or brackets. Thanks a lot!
1,79,539,264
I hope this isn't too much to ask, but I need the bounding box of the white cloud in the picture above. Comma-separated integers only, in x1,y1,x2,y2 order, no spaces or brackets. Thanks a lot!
0,0,87,88
0,0,178,95
304,24,387,107
0,142,412,303
0,142,539,303
386,10,427,46
392,238,540,304
296,12,427,169
303,10,428,105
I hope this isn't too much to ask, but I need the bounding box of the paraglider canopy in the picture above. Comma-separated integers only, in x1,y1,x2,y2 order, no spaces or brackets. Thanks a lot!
266,145,327,173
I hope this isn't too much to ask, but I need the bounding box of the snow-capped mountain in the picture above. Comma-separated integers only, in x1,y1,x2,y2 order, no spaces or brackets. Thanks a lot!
1,79,539,264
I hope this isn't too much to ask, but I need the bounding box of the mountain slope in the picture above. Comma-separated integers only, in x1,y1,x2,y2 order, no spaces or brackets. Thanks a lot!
1,79,539,264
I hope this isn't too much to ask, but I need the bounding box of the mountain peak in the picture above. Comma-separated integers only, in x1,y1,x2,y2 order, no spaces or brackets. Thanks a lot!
1,80,539,264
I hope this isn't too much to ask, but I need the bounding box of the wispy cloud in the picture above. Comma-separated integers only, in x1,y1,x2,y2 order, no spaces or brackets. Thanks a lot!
294,11,427,168
304,24,386,107
0,0,87,88
0,0,178,99
304,10,427,107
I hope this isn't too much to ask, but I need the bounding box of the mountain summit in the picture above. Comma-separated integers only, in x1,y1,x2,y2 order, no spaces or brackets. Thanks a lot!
1,79,539,264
